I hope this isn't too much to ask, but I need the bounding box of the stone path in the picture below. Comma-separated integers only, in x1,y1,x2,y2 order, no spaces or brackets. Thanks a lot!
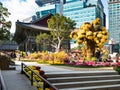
2,70,37,90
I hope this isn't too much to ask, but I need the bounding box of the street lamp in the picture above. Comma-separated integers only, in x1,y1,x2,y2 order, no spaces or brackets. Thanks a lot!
108,38,115,54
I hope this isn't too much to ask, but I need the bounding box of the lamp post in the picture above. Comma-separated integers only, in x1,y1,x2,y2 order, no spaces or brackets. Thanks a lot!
108,39,115,54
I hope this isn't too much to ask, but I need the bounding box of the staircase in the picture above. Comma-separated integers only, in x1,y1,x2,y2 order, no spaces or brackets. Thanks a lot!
46,71,120,90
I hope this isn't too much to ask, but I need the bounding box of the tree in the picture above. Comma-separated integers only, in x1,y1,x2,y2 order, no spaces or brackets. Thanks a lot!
36,33,50,51
70,18,108,58
47,13,76,51
0,2,11,40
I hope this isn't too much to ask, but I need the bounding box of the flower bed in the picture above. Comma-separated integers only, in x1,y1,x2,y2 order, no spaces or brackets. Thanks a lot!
19,50,116,68
65,60,114,67
23,66,52,90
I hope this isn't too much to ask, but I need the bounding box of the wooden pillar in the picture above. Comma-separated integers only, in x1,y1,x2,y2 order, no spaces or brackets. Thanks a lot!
68,39,70,52
27,37,31,52
25,40,28,52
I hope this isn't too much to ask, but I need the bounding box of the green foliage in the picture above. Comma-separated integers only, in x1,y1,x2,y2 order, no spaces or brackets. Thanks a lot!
36,33,50,45
0,2,11,40
36,33,51,51
47,13,76,51
48,14,76,39
115,67,120,73
20,51,27,58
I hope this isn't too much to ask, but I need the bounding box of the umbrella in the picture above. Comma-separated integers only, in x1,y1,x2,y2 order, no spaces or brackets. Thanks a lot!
71,50,81,53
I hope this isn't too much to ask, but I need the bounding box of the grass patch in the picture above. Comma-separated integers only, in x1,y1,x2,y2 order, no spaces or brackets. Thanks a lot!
37,61,49,64
20,59,39,62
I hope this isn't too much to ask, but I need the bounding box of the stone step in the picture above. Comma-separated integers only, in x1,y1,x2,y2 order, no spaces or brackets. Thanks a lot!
60,84,120,90
47,71,120,89
48,75,120,83
53,79,120,89
9,65,16,70
47,71,118,78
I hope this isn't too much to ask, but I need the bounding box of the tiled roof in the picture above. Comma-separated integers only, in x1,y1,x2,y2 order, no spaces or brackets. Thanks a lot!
20,23,49,31
0,41,18,51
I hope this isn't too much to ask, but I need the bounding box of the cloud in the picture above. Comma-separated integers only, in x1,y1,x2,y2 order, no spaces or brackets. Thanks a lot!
1,0,39,33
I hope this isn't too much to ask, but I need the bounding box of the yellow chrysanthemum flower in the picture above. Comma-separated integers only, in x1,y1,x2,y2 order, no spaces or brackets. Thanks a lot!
87,36,93,40
101,27,106,31
86,31,92,36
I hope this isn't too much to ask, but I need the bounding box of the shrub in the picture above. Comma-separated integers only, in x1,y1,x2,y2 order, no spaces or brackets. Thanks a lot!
115,67,120,74
49,51,67,64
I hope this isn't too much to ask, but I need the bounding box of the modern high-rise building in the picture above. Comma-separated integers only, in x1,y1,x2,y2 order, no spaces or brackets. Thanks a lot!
63,0,105,47
32,0,105,28
32,0,66,21
64,0,105,28
108,0,120,42
35,0,66,7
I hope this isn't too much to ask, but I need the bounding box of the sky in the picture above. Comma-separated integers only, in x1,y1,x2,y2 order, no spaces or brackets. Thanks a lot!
0,0,108,33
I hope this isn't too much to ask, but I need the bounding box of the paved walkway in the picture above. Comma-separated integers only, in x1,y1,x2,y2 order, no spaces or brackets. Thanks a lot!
1,61,116,90
2,70,37,90
15,61,114,71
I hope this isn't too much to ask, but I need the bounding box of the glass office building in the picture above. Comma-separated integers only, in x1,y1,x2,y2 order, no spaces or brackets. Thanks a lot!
32,0,105,27
35,0,66,6
32,0,66,21
64,0,105,47
108,0,120,42
64,0,105,28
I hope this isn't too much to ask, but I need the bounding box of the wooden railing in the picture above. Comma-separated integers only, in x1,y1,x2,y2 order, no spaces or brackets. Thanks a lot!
0,69,7,90
21,63,58,90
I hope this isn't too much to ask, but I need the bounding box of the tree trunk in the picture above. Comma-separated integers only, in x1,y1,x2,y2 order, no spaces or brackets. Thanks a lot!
87,40,96,57
56,39,61,52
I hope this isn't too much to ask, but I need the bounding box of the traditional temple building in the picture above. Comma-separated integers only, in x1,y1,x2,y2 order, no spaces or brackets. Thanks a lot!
14,13,70,52
14,13,52,52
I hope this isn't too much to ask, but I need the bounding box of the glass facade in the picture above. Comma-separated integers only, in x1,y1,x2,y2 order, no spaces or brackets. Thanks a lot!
32,1,62,21
32,4,56,21
35,0,66,6
33,0,105,28
108,0,120,42
36,9,56,19
64,0,105,28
